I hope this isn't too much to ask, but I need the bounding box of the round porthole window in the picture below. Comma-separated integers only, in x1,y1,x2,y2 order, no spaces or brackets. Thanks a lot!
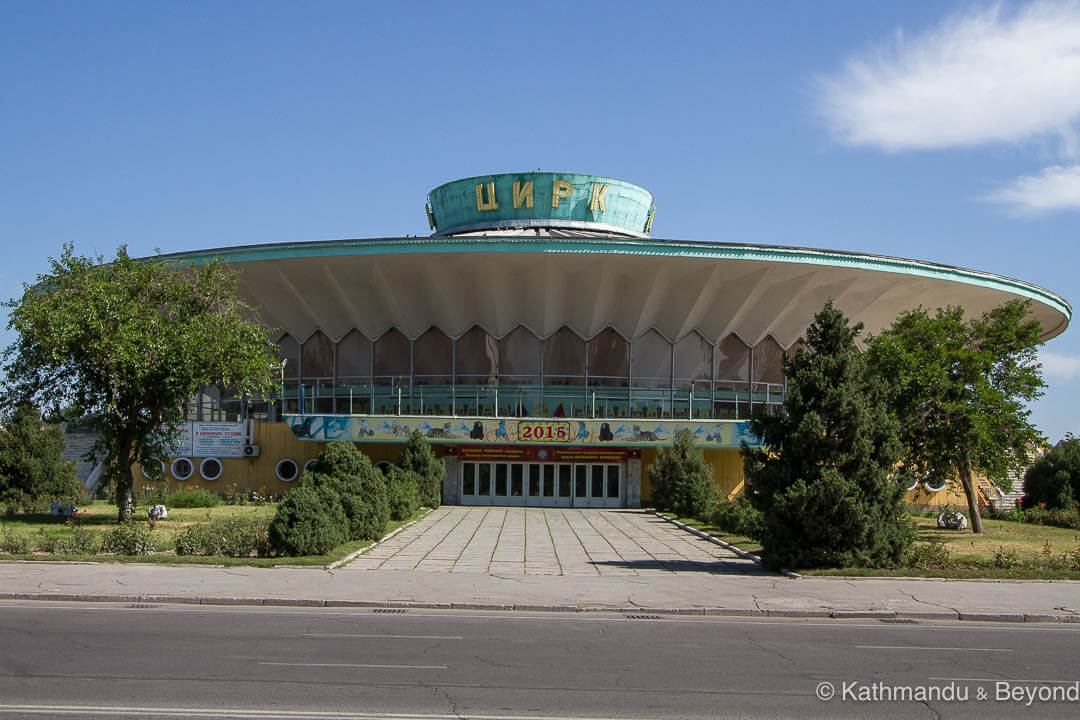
276,458,299,483
303,458,319,474
171,458,194,481
200,457,223,481
901,472,919,492
375,460,392,475
922,472,948,493
142,459,166,480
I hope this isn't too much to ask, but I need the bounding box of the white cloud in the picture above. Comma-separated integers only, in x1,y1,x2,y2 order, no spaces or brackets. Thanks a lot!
818,1,1080,152
1041,350,1080,379
987,163,1080,212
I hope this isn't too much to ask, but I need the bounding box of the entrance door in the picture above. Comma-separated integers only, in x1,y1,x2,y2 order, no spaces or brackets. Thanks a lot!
492,463,510,506
509,463,525,506
555,464,573,508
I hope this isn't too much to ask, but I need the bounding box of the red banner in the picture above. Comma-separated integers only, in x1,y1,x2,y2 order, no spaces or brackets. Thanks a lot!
457,445,628,463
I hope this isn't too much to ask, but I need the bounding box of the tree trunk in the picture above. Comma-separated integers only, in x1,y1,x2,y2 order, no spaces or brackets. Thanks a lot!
957,454,984,534
116,437,136,523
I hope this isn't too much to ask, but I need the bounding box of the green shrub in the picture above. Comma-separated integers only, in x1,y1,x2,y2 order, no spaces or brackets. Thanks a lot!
175,516,270,557
267,484,348,556
102,522,153,555
385,466,420,521
649,429,717,520
166,488,222,508
399,431,444,508
66,525,100,554
712,495,764,539
907,541,951,569
0,529,32,554
303,443,389,542
1018,504,1080,530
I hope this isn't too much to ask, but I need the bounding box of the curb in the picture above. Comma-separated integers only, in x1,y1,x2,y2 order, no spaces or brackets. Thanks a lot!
650,511,802,579
2,592,1079,623
325,507,433,570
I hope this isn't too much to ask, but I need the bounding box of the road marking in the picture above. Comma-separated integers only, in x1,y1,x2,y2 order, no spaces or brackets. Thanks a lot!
304,633,463,640
258,661,448,669
0,707,635,720
855,645,1013,652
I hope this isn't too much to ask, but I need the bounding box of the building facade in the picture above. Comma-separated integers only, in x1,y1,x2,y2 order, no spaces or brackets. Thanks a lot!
145,173,1071,507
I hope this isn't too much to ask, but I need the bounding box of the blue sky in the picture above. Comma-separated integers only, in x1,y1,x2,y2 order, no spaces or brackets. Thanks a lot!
2,0,1078,439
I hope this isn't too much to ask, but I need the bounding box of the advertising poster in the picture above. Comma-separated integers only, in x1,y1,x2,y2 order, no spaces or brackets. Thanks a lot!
192,422,246,458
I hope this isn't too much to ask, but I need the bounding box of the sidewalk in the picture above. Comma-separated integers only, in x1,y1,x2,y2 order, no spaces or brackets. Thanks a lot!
1,510,1079,622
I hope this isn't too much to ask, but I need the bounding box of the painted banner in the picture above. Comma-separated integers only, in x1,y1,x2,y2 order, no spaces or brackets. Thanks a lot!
285,414,761,449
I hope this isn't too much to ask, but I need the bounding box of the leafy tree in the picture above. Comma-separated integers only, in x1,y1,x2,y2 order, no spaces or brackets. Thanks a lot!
865,300,1045,533
649,428,717,519
2,246,278,521
399,430,443,508
743,301,913,571
1021,435,1080,510
0,403,81,510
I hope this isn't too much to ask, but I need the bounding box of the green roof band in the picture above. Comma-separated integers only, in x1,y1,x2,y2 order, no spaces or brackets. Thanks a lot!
426,173,655,236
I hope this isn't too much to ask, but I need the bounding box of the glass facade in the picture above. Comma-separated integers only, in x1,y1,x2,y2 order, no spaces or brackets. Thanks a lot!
266,325,795,420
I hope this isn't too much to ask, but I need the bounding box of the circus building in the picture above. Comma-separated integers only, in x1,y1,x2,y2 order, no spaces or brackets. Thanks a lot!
149,172,1071,508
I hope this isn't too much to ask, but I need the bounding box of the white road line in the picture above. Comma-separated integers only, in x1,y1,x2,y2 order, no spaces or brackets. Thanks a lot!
855,645,1013,652
304,633,463,640
257,661,448,669
0,706,634,720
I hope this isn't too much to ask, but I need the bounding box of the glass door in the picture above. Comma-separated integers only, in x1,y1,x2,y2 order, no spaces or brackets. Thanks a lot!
492,463,510,506
556,464,573,507
509,463,525,506
527,464,541,506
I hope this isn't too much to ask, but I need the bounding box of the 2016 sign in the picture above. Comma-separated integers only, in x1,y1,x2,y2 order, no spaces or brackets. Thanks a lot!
517,421,570,443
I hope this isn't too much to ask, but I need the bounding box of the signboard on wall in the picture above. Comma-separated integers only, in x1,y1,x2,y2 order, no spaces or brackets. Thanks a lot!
284,414,761,449
457,445,629,463
164,422,245,458
192,422,245,458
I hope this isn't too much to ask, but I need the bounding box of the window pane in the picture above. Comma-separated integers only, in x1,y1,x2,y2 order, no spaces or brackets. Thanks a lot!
478,463,491,496
374,328,410,385
587,328,628,386
336,330,372,383
301,331,334,380
543,326,585,385
607,466,619,499
413,327,452,385
631,330,671,388
753,336,785,385
575,465,587,497
455,326,497,384
542,465,555,496
559,465,571,497
511,464,523,497
495,464,507,497
499,326,541,383
714,334,749,384
277,334,300,380
529,465,540,496
674,332,712,388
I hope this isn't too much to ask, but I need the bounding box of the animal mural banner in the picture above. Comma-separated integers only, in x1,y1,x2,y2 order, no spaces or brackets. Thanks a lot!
285,415,761,449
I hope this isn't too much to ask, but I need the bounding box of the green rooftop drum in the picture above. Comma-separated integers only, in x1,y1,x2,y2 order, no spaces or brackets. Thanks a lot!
426,172,655,237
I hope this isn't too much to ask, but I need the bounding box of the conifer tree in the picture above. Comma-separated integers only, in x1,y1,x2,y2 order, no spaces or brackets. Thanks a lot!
743,301,913,570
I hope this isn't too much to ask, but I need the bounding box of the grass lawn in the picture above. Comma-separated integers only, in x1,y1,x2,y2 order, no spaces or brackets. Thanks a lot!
657,509,1080,580
0,500,424,567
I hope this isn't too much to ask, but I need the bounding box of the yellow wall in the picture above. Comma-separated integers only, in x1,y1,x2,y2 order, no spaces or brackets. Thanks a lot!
639,448,744,504
134,422,409,497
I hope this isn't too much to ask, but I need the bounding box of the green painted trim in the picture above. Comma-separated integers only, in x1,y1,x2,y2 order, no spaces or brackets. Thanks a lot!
155,236,1072,322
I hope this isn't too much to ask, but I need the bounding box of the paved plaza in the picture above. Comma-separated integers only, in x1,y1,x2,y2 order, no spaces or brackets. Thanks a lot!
342,506,766,576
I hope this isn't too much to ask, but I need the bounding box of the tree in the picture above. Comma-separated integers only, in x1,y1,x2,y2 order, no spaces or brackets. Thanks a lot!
0,403,81,510
865,300,1045,533
2,246,278,521
649,428,717,519
399,430,444,508
743,301,913,571
1021,435,1080,510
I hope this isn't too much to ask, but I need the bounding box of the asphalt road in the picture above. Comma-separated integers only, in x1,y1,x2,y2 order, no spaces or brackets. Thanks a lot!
1,601,1079,719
